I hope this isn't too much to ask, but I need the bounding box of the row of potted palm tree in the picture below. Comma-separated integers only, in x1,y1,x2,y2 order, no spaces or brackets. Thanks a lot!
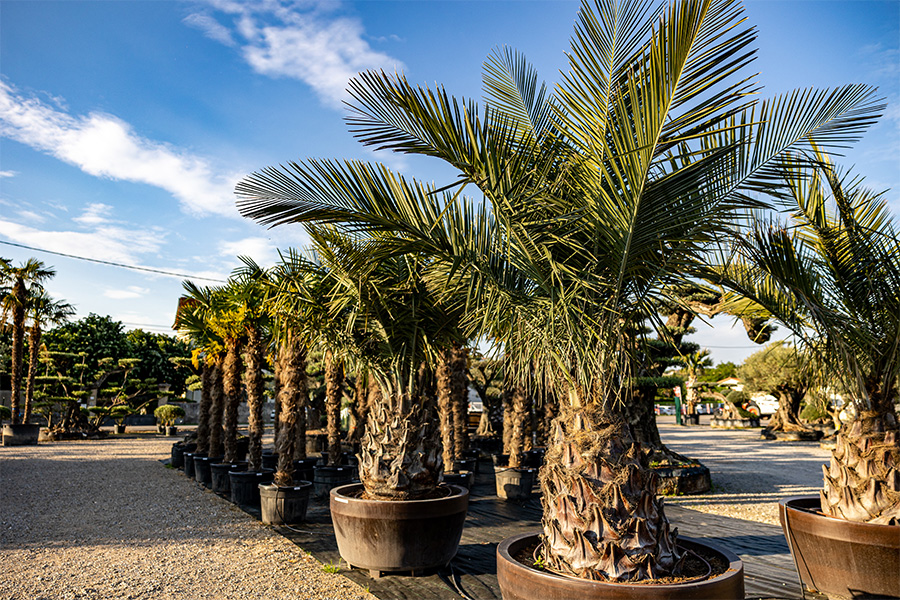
230,0,895,596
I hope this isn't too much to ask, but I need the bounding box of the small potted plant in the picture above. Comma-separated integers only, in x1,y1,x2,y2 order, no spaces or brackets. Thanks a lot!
154,404,184,436
109,405,135,434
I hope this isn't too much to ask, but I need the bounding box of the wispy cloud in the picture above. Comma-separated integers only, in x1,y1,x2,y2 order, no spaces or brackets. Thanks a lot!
184,1,404,107
0,218,163,265
104,285,150,300
73,203,115,226
0,170,16,178
218,236,282,267
0,81,241,218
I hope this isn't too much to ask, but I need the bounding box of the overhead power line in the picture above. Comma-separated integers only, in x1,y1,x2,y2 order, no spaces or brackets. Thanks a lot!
0,239,226,283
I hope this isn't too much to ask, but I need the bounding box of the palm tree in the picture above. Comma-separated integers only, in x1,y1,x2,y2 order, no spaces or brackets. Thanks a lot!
23,288,75,423
719,151,899,524
235,0,882,580
679,349,713,416
1,258,56,424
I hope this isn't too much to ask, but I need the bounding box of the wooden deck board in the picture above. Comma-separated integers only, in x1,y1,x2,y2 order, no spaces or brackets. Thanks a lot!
265,459,804,599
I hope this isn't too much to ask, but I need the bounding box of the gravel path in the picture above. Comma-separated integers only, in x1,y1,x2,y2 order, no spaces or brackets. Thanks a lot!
0,436,374,600
657,418,831,525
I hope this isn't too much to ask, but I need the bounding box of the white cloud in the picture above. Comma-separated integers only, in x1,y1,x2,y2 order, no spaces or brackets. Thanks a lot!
0,81,241,218
74,203,114,226
218,236,281,267
0,170,16,178
185,1,404,107
183,12,236,46
104,286,150,300
15,210,46,223
0,218,163,265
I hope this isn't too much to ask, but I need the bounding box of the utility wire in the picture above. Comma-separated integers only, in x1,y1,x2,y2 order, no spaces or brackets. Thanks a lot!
0,239,226,283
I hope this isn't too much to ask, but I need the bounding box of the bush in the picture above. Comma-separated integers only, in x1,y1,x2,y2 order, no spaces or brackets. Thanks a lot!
0,405,10,421
153,404,185,426
724,390,754,419
800,401,830,422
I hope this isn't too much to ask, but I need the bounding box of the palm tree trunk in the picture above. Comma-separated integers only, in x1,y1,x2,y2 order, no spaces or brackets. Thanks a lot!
502,385,513,456
450,345,469,460
10,279,26,424
222,338,243,463
272,349,282,449
349,370,369,444
195,361,212,454
540,402,683,581
244,327,266,472
208,358,225,457
324,350,343,467
507,384,529,468
358,390,442,499
23,322,41,424
436,348,456,471
276,335,308,485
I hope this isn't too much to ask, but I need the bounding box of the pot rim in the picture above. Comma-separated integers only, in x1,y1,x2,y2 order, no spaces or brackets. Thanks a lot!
331,482,468,506
498,531,743,592
259,481,313,491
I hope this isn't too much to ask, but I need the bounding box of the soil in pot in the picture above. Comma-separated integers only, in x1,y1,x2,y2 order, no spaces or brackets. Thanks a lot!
497,532,744,600
229,470,274,507
259,481,313,525
330,483,469,578
313,465,356,500
779,496,900,600
495,466,537,500
193,455,223,487
211,462,246,494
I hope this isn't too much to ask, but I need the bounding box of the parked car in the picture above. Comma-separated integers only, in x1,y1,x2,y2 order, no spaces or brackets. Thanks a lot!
655,404,675,415
747,394,779,417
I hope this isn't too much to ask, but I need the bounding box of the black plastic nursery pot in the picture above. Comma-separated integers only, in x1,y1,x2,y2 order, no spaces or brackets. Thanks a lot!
114,424,126,434
313,465,356,500
453,458,477,474
441,470,475,490
495,466,537,500
293,457,318,482
183,452,203,479
1,423,40,446
193,455,222,487
259,481,313,525
170,442,196,469
211,461,246,494
261,451,279,471
229,469,274,507
497,532,744,600
165,426,178,436
779,496,900,600
330,483,469,578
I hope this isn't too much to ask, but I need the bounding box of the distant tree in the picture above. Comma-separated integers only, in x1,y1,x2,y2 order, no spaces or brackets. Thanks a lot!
739,342,813,434
125,329,192,395
701,361,738,383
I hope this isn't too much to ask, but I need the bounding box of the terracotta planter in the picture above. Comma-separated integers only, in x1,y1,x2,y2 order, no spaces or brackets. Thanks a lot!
2,423,41,446
779,496,900,599
330,483,469,578
495,466,537,500
497,532,744,600
259,481,313,525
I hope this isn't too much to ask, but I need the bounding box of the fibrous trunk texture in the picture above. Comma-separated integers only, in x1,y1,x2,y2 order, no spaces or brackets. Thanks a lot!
208,359,225,458
621,388,691,466
821,410,900,524
275,337,308,486
540,404,683,581
272,351,282,448
507,384,529,468
450,345,469,460
502,386,513,455
436,349,456,471
10,280,25,424
23,323,41,424
349,371,369,444
222,338,243,463
195,361,212,454
324,350,343,467
244,327,266,473
358,397,442,500
765,391,813,433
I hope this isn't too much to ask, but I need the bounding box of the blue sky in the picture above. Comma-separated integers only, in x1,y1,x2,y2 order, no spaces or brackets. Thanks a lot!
1,0,898,365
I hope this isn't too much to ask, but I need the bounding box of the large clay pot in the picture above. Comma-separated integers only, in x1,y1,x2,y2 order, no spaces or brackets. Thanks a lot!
229,470,274,507
779,496,900,599
330,483,469,578
193,455,222,487
259,481,313,525
495,466,537,500
497,532,744,600
1,423,40,446
211,461,246,494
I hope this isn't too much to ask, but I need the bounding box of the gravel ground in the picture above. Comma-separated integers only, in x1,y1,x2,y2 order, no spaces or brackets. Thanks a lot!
657,417,832,525
0,435,374,600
